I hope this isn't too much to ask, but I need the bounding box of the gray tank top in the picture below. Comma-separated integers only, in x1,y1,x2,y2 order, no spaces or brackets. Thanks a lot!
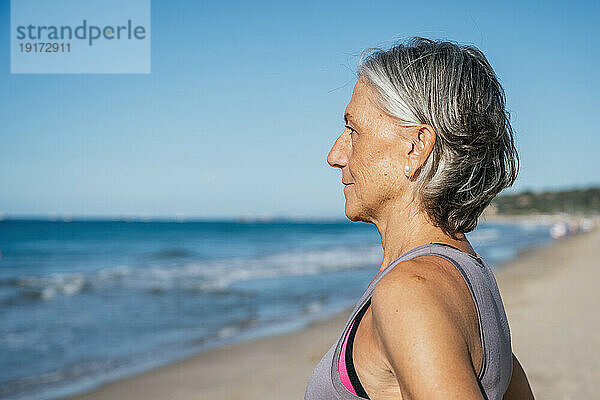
304,242,513,400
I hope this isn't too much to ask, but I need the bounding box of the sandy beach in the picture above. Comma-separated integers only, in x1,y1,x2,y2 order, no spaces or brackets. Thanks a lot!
62,221,600,400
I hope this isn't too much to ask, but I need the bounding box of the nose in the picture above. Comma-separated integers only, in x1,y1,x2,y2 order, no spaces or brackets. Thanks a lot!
327,132,349,169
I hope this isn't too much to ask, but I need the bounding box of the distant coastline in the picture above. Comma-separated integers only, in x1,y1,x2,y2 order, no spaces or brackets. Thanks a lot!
487,186,600,216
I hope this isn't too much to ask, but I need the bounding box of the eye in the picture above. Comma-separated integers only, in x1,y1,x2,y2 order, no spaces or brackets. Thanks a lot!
345,125,357,136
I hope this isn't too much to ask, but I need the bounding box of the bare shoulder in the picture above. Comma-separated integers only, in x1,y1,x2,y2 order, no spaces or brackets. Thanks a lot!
369,256,485,399
372,255,474,328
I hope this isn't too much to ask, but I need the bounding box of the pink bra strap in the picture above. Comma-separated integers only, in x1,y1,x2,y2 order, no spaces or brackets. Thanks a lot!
338,319,358,395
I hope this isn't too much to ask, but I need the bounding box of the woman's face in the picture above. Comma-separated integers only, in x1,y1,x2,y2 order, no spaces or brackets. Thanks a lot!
327,78,413,223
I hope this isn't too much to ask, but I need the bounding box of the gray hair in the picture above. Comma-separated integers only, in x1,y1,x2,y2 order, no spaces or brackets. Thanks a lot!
357,37,519,237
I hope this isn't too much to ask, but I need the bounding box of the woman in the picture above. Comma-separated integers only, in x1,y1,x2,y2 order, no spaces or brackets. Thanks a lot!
305,38,535,400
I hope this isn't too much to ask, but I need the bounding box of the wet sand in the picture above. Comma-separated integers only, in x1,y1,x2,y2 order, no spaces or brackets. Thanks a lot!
63,221,600,400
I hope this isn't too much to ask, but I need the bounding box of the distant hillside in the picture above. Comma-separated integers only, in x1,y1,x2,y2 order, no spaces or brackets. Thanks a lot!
490,187,600,215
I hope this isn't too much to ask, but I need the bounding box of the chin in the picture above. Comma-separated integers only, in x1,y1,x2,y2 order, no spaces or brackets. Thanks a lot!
344,202,357,221
344,202,370,223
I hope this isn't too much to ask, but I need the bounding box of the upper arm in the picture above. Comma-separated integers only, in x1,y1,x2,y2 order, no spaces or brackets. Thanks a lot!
503,353,535,400
371,265,485,400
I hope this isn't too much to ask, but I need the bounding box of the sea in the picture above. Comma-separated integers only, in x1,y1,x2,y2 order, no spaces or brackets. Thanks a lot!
0,218,555,400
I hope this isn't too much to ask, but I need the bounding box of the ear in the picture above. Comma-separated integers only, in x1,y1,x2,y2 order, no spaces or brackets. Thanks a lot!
405,124,436,179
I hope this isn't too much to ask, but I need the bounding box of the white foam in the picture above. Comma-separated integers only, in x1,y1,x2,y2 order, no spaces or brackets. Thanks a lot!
11,245,383,300
217,326,238,339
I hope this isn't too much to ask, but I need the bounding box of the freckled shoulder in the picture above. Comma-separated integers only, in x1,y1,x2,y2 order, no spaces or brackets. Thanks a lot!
371,255,474,336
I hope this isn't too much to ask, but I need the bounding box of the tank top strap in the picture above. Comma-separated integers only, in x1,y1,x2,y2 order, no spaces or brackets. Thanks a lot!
343,242,461,334
365,242,464,292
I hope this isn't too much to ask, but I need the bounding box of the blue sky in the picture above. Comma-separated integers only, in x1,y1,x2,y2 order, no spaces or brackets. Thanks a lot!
1,0,599,219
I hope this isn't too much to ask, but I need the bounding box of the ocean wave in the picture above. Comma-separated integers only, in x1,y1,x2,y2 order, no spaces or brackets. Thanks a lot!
216,315,262,339
9,273,89,300
188,245,381,291
2,245,382,303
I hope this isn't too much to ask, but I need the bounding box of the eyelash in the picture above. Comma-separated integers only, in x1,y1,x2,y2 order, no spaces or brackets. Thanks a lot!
345,125,357,135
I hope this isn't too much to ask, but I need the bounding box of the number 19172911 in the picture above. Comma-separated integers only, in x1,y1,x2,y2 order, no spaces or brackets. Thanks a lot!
19,43,71,53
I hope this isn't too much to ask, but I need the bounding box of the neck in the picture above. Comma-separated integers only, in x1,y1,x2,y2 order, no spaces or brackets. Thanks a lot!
372,202,474,272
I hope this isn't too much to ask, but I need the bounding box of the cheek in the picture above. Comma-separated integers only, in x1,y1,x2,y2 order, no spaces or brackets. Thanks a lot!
374,158,404,192
350,152,403,193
